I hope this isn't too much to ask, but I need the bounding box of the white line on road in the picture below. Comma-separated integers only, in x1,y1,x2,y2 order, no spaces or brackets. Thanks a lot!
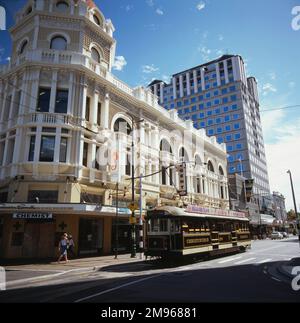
218,256,242,264
271,277,282,282
74,274,164,303
255,258,272,265
234,258,256,265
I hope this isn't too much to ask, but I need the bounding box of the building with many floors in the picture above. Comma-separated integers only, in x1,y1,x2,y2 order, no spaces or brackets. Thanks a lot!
0,0,229,259
148,55,271,210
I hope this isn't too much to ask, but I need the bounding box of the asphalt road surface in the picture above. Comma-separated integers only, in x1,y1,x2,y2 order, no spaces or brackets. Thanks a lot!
0,237,299,303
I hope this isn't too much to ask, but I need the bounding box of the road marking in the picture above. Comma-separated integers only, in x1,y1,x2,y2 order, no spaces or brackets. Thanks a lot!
271,277,282,282
74,274,164,303
234,257,256,265
255,258,272,265
218,256,242,264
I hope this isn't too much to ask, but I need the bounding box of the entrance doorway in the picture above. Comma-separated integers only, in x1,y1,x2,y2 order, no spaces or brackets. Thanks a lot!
78,218,103,256
23,221,55,258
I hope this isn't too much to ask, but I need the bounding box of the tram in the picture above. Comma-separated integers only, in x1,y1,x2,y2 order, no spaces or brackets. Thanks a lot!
145,206,251,259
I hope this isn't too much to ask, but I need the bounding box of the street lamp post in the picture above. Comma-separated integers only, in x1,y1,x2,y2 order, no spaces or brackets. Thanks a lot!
129,115,144,258
287,170,300,245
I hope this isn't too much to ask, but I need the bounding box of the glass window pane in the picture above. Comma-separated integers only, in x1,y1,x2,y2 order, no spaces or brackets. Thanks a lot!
56,1,69,12
39,136,55,162
55,89,68,113
91,48,100,63
50,36,67,50
59,137,67,163
37,88,51,112
28,135,36,161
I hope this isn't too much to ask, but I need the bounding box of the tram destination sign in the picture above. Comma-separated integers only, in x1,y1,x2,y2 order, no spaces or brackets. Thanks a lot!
13,213,53,220
186,205,247,218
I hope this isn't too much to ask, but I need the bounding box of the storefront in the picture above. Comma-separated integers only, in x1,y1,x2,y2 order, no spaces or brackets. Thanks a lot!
250,213,275,239
0,203,132,260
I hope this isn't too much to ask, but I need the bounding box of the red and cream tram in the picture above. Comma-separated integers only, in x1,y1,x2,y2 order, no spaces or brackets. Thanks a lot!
145,206,251,259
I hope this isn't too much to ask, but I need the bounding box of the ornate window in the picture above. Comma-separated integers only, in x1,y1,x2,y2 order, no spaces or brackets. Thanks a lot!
114,118,131,135
56,1,69,12
91,47,101,63
207,161,214,173
93,14,101,25
50,36,67,50
219,166,224,176
19,40,28,55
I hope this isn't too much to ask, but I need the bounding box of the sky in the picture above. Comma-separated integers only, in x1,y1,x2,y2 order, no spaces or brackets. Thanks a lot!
0,0,300,210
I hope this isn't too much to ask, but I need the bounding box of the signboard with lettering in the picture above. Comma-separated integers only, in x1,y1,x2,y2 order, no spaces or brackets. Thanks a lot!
186,205,247,219
183,234,211,248
13,213,53,220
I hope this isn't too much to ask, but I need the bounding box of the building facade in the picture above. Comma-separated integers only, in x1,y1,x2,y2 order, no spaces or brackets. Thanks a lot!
0,0,229,259
272,191,287,222
148,55,270,202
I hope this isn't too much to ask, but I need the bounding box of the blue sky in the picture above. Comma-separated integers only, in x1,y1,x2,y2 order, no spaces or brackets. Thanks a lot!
0,0,300,209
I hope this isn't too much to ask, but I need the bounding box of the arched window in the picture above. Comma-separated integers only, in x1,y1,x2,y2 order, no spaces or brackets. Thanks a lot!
91,47,101,63
160,139,172,153
50,36,67,50
19,40,28,55
219,166,224,176
179,147,188,162
207,161,214,172
26,6,32,15
93,14,101,25
56,1,69,12
114,118,131,135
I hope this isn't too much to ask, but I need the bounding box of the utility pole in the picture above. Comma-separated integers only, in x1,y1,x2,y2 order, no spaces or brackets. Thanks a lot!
287,170,300,245
130,115,136,258
114,182,119,259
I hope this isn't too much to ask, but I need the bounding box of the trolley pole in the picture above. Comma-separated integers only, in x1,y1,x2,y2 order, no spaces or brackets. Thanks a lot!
287,170,300,246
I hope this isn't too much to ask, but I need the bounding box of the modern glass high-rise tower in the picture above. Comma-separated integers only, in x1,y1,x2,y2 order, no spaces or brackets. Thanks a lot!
148,54,270,196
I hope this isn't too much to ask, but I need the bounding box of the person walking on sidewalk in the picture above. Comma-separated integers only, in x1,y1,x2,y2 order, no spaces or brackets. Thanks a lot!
68,234,75,258
58,233,69,263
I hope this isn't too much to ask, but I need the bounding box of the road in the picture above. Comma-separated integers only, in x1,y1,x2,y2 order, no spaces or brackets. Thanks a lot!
0,237,299,303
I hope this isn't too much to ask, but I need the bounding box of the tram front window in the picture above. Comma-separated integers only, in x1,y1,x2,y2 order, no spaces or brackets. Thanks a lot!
170,220,180,233
160,219,168,232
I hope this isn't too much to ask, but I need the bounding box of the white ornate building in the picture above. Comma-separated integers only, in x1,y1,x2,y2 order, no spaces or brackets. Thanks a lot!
0,0,229,259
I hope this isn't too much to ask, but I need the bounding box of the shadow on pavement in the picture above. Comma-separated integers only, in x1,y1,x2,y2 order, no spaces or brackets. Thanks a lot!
0,259,299,303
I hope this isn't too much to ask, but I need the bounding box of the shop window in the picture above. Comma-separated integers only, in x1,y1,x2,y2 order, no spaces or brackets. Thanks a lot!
11,232,24,247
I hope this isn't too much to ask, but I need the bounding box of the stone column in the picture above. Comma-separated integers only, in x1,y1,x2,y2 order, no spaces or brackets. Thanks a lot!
92,90,99,126
216,63,221,86
224,60,229,84
49,70,58,113
67,72,75,115
101,93,109,129
29,69,41,113
54,127,62,163
160,82,164,104
201,68,205,91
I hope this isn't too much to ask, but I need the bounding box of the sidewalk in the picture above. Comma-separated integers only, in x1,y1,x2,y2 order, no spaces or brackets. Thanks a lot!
3,253,146,286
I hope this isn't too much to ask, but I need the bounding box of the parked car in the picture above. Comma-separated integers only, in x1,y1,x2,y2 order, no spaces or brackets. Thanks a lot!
281,232,288,238
271,231,283,239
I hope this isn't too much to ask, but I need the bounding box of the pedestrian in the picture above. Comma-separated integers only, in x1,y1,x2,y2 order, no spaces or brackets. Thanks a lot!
68,234,75,258
57,233,69,263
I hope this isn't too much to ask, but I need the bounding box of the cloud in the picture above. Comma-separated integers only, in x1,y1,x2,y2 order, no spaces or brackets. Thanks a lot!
161,74,170,83
261,83,277,96
112,56,127,71
269,72,276,80
196,1,206,11
288,81,296,89
216,49,224,56
146,0,154,7
125,4,133,12
198,46,211,61
142,64,159,74
218,34,224,41
156,8,164,15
